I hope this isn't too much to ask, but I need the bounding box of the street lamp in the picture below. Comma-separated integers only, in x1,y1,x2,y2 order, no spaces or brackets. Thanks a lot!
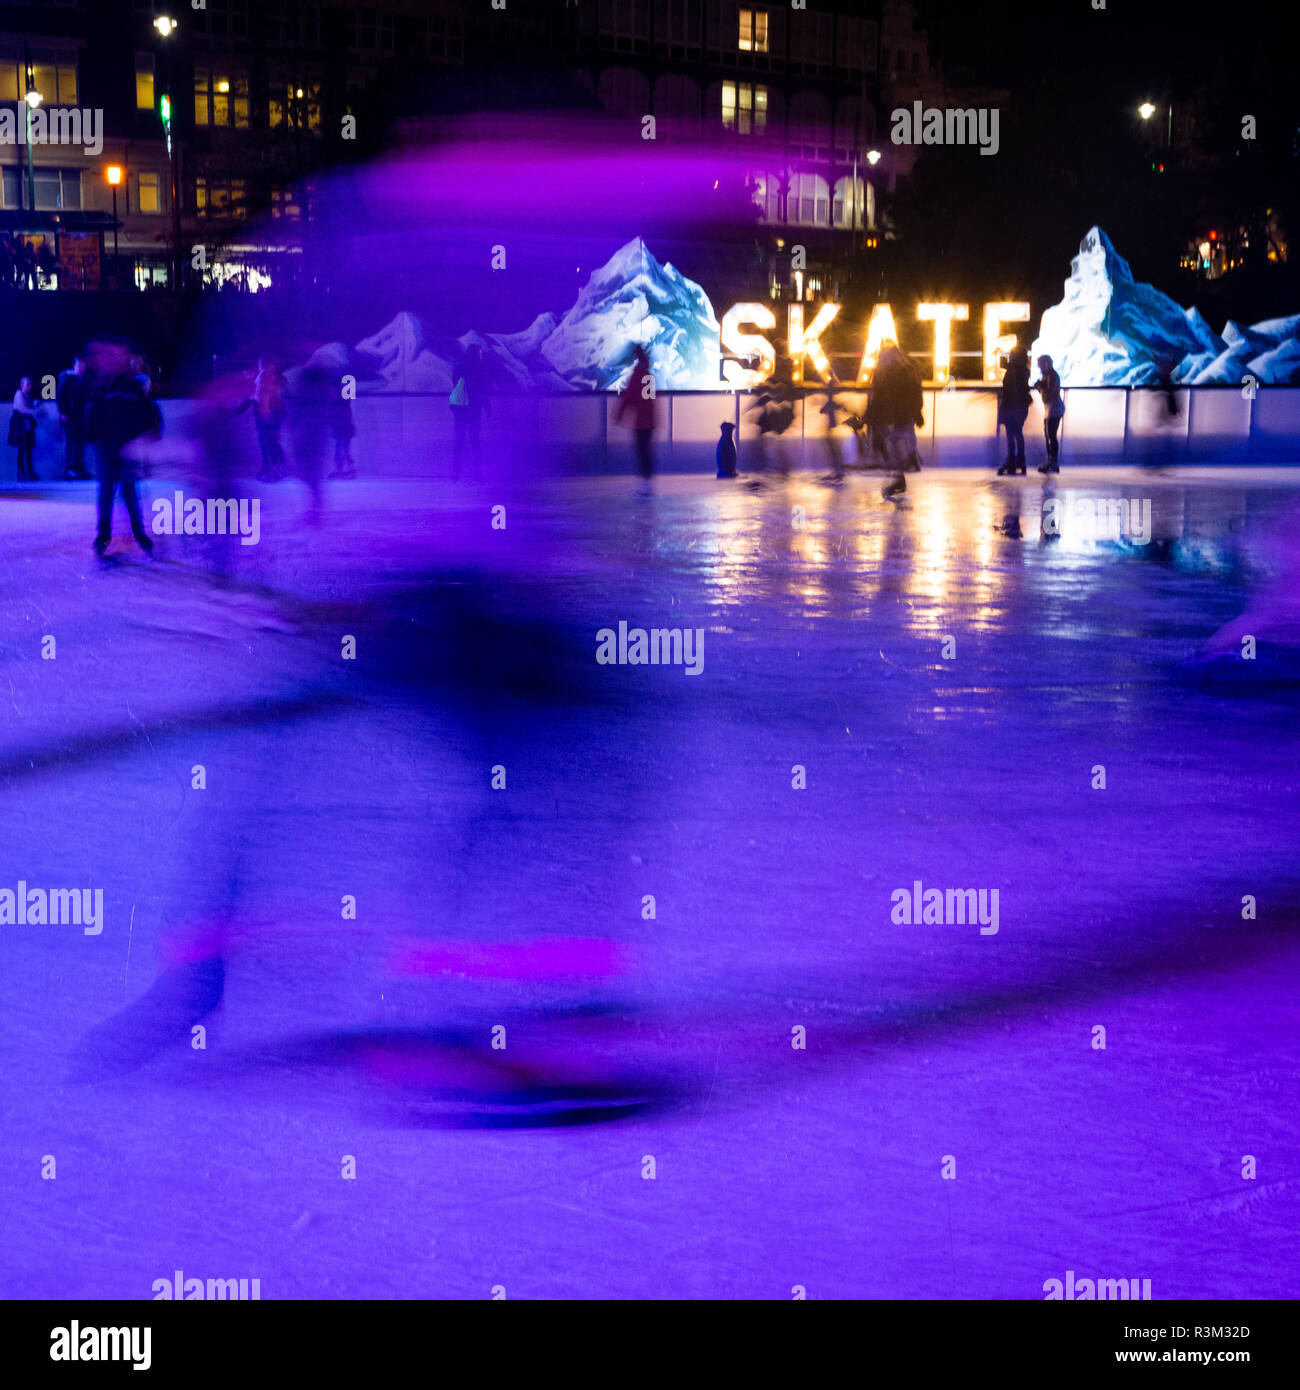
866,149,882,166
1138,100,1172,147
23,83,42,216
154,17,182,291
106,165,122,284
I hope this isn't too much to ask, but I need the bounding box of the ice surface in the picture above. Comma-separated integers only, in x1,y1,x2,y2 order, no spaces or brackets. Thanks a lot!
2,468,1300,1299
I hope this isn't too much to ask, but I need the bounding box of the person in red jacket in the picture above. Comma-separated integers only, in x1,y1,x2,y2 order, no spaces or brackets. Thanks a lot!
616,346,657,493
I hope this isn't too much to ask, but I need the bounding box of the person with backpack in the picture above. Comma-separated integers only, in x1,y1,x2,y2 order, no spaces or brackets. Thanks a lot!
1032,354,1064,473
449,343,489,480
996,346,1033,476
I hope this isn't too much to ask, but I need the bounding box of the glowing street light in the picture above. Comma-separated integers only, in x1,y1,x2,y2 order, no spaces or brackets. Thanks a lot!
105,166,123,277
25,88,42,108
1138,102,1156,120
154,16,177,37
866,149,882,166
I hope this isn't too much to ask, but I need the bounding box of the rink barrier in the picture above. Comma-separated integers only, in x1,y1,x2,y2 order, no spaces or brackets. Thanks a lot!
5,387,1299,482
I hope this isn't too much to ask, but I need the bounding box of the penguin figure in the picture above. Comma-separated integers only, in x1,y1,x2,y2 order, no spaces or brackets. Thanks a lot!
716,421,738,478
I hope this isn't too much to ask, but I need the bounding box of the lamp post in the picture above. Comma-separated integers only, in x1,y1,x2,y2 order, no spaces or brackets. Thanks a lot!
154,16,181,291
106,165,122,286
1138,100,1172,148
23,83,42,215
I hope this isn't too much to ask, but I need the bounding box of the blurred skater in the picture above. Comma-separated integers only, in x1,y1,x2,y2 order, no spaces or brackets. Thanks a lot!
1032,354,1064,474
327,388,357,479
58,353,91,479
449,343,489,480
8,375,37,480
86,337,159,558
818,378,845,483
616,346,656,495
244,355,288,481
996,346,1032,476
870,344,924,501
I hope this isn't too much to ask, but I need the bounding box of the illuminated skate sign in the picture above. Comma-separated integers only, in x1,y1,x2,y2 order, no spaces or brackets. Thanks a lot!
721,301,1032,385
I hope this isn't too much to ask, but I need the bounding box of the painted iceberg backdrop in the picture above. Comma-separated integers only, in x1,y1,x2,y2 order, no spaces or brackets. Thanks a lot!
298,238,722,394
1031,227,1300,386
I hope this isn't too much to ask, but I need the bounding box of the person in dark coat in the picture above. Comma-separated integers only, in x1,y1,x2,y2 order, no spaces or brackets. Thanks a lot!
9,376,38,480
18,239,37,290
869,343,925,500
615,346,656,492
85,338,159,557
58,354,91,479
449,342,489,480
0,235,14,289
997,346,1032,475
327,389,357,479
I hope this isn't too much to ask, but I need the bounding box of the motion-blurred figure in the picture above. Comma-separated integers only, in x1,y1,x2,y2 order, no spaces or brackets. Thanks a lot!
748,372,795,478
1032,354,1064,474
449,343,489,480
871,344,925,501
86,337,159,558
615,345,656,495
327,388,357,479
246,355,288,482
997,346,1032,476
818,378,845,483
8,375,37,480
58,354,91,479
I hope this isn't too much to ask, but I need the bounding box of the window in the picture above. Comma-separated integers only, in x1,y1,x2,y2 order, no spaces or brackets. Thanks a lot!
271,185,301,220
750,169,783,223
789,172,829,226
738,8,768,53
22,50,78,105
348,7,396,53
832,175,864,229
269,79,322,134
137,171,161,213
268,1,321,46
135,53,155,111
426,15,465,62
194,67,250,128
195,176,248,219
2,167,22,208
194,0,250,39
32,165,82,210
722,82,767,135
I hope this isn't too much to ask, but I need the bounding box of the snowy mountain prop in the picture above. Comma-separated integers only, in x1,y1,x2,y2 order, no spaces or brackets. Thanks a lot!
1031,228,1300,386
297,239,722,394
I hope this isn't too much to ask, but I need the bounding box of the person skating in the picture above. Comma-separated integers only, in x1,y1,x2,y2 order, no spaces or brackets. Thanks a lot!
57,353,91,479
1032,354,1064,473
8,376,37,480
615,346,657,495
449,343,489,480
870,342,925,501
85,337,160,558
247,355,288,481
996,346,1032,475
327,388,357,479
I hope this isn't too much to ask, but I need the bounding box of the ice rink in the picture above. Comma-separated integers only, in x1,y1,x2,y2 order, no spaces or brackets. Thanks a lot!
1,465,1298,1300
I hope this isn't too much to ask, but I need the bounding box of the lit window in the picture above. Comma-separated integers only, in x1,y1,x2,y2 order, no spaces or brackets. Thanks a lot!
269,79,322,133
738,9,769,54
194,67,249,128
28,50,78,105
271,185,301,220
137,171,161,214
722,82,767,135
135,54,155,110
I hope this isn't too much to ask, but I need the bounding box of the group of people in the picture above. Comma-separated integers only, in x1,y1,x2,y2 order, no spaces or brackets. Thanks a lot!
997,348,1064,475
237,354,357,482
9,352,153,484
0,234,56,291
